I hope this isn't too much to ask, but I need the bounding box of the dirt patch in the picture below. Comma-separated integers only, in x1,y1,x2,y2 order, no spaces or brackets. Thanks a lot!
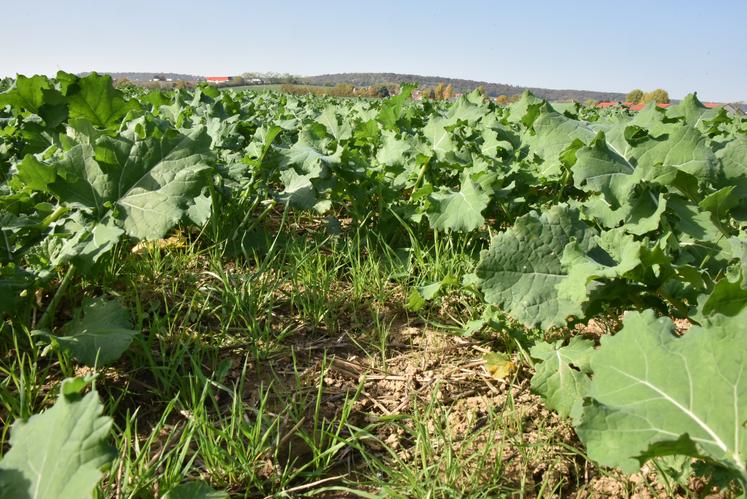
222,320,722,497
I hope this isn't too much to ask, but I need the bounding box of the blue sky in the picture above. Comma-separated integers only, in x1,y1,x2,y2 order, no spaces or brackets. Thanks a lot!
4,0,746,101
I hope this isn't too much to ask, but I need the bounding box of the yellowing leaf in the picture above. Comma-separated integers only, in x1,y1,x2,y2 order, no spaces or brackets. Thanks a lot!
483,352,516,380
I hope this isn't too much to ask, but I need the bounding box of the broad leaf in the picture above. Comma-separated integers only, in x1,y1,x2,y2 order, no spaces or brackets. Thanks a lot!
427,177,490,232
476,204,596,329
576,310,747,481
66,73,140,130
56,297,137,366
0,377,114,499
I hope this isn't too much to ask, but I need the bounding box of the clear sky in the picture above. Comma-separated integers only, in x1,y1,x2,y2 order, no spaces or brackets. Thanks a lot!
4,0,746,102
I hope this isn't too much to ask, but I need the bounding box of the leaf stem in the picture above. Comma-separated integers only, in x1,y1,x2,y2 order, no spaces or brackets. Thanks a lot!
36,265,76,330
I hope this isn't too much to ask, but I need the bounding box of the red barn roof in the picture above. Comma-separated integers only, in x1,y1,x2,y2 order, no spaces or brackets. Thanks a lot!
597,100,722,112
626,102,672,111
206,76,230,82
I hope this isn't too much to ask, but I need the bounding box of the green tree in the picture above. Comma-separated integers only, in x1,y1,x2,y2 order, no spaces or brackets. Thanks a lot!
626,89,644,103
495,95,509,105
642,88,670,104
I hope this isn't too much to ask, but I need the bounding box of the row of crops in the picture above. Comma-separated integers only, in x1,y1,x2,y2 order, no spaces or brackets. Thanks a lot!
1,72,746,496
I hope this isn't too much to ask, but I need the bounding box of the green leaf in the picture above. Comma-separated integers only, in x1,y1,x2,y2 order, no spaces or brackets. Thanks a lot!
426,177,490,232
557,228,643,305
666,93,716,127
376,130,412,166
507,91,544,127
572,132,639,209
377,84,415,130
524,109,596,178
476,204,596,329
423,117,456,161
162,481,229,499
0,377,114,499
698,273,747,318
576,309,747,481
56,297,137,366
16,155,56,192
280,125,342,174
318,106,352,141
634,125,718,184
66,72,140,130
530,336,595,418
53,217,125,270
0,264,34,316
47,126,213,240
406,281,442,311
0,75,55,114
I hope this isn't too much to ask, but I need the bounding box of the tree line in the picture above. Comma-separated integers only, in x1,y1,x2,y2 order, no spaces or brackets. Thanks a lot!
625,88,670,104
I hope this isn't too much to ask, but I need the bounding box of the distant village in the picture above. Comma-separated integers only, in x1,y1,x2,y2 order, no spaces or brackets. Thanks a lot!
139,74,746,113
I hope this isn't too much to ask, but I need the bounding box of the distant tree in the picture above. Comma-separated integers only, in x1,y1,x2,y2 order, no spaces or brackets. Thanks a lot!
475,85,485,96
421,87,434,100
626,88,644,103
495,95,509,105
443,84,454,100
114,77,132,89
509,94,522,103
583,98,596,107
376,86,390,98
642,88,670,104
330,83,354,96
434,83,445,100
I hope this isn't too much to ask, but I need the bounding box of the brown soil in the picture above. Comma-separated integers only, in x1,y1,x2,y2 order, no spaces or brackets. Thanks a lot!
220,320,729,498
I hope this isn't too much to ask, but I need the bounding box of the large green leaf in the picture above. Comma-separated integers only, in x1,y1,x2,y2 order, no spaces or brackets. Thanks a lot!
557,228,643,305
523,109,596,178
423,116,456,161
376,130,412,166
476,204,596,329
317,106,352,141
426,177,490,232
66,73,140,130
0,377,114,499
33,126,214,240
279,125,342,174
572,132,639,209
0,75,58,115
632,125,719,184
576,310,747,482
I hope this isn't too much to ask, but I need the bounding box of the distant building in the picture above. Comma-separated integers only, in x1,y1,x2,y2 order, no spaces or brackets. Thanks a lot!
723,104,745,115
206,76,231,84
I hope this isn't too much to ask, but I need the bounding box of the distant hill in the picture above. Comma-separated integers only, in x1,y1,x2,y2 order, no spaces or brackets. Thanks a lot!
300,73,627,102
78,72,203,82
